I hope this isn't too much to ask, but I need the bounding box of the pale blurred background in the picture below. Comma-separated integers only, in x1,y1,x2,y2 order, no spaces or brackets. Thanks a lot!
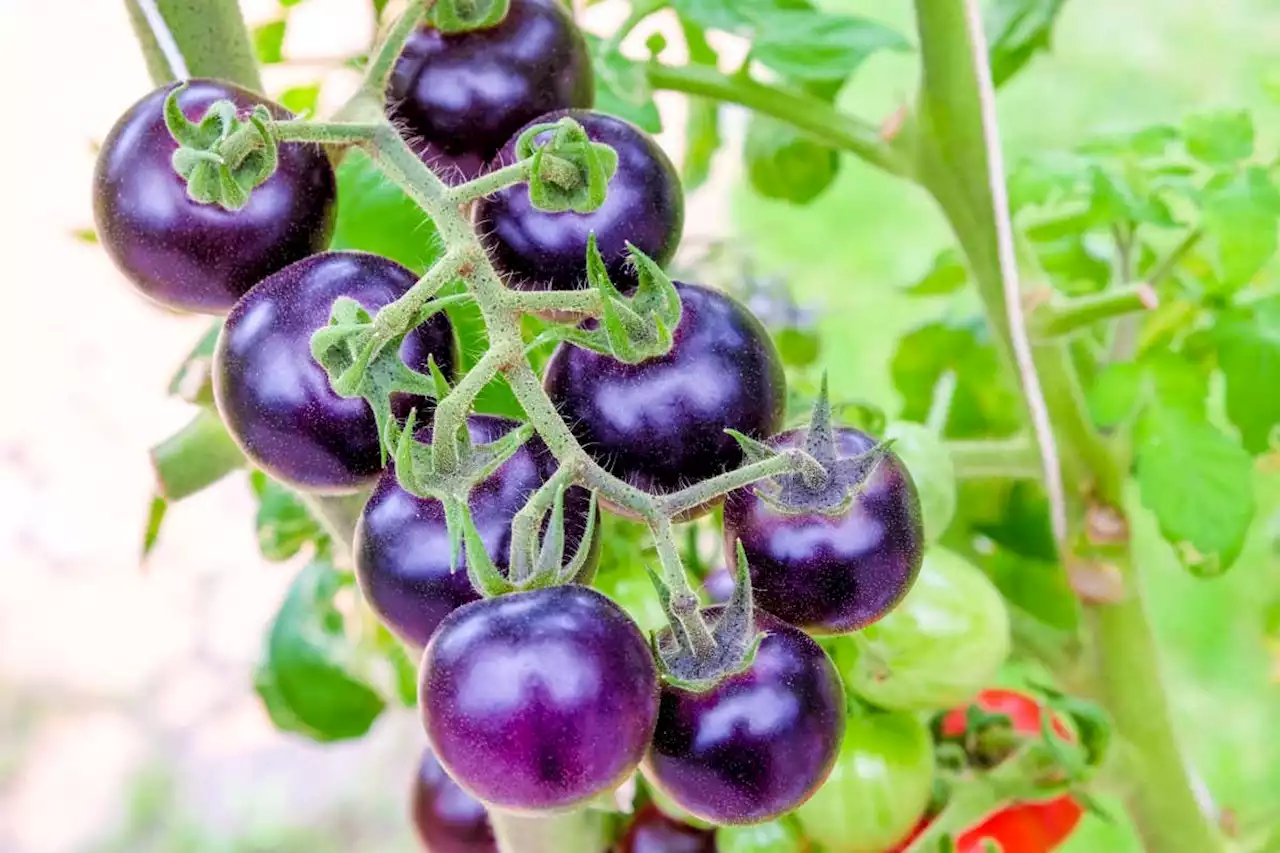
4,0,1280,851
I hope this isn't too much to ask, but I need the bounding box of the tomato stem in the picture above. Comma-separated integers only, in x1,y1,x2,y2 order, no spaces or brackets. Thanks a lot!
149,409,245,501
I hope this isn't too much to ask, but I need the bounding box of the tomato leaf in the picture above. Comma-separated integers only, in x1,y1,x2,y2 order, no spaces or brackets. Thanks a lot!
586,35,662,133
744,115,841,205
1184,109,1254,166
749,10,910,83
252,19,287,65
249,471,327,562
1200,167,1280,288
680,20,720,192
278,83,321,116
1135,403,1255,576
901,248,969,297
255,560,386,742
890,319,1022,438
330,148,441,273
141,493,168,560
1215,295,1280,454
985,0,1070,88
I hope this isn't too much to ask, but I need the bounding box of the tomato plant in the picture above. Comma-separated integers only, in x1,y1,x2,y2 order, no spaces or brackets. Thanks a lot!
100,0,1274,850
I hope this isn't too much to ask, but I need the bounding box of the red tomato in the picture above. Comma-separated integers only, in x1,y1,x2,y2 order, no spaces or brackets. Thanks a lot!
889,690,1084,852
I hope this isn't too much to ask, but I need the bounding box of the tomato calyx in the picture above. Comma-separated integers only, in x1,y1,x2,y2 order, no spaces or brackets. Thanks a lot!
427,0,511,34
163,83,279,211
533,234,684,364
734,375,896,515
517,116,620,214
648,542,766,690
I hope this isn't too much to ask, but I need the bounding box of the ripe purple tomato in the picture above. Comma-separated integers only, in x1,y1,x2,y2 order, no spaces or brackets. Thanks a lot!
93,79,336,314
214,251,458,492
421,585,659,812
356,414,597,648
387,0,593,184
475,110,684,292
723,428,923,635
411,747,497,853
642,609,845,826
543,283,785,511
621,804,716,853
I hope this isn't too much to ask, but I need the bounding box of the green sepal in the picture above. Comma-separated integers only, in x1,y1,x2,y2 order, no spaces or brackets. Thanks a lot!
427,0,510,33
520,117,620,214
558,491,600,585
456,499,516,597
533,483,568,578
725,428,779,465
643,563,693,657
804,372,838,468
162,84,282,212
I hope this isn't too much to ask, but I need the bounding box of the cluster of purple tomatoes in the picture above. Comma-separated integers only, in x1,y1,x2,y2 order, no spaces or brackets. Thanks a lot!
91,0,925,845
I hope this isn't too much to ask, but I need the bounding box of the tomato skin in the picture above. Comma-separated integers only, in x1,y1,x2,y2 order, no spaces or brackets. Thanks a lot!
544,282,786,510
476,110,684,293
891,690,1084,853
388,0,593,183
723,428,923,635
356,415,596,648
642,609,845,826
794,708,934,853
620,805,715,853
411,748,497,853
420,586,659,813
214,251,458,492
838,549,1010,711
93,80,336,314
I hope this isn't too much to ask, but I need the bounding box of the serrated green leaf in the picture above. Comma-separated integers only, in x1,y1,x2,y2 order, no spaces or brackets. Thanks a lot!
1216,295,1280,454
1086,165,1177,227
252,19,287,65
1136,403,1255,575
1201,167,1280,287
1087,353,1209,430
330,148,441,273
985,0,1070,88
256,560,386,741
891,319,1022,439
251,472,327,561
669,0,758,31
902,247,968,296
1088,362,1142,429
750,10,910,82
1184,109,1254,166
586,35,662,133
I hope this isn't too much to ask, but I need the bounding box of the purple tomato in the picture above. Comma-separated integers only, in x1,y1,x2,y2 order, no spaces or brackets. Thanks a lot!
421,585,659,812
642,609,845,825
620,804,716,853
411,747,497,853
723,428,923,635
356,414,596,648
93,79,336,314
387,0,593,184
214,251,458,492
702,566,735,605
475,110,684,291
543,282,785,512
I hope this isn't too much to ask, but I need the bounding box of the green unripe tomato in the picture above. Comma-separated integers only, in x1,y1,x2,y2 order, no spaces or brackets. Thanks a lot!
838,548,1010,711
717,817,808,853
795,708,933,853
744,115,840,205
883,421,956,543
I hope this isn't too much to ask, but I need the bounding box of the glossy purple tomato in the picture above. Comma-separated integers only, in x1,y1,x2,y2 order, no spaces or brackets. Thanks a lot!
93,79,336,314
214,251,458,492
642,609,845,826
475,110,684,292
723,428,924,635
702,566,735,605
387,0,593,184
421,585,659,812
543,283,785,511
621,805,716,853
355,414,597,648
411,747,497,853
